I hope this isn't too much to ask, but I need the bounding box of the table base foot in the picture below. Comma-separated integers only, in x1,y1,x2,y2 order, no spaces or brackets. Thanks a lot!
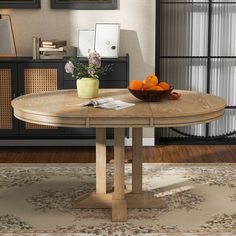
112,199,127,222
74,191,166,209
74,192,112,209
126,192,166,209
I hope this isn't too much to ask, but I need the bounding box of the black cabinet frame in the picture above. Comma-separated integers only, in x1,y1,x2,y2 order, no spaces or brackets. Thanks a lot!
0,55,129,141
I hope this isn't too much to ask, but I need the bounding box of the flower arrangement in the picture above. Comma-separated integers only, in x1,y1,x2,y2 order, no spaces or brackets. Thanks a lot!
65,52,113,80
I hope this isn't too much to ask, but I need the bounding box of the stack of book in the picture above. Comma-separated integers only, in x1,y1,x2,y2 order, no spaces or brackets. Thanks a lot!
39,40,67,59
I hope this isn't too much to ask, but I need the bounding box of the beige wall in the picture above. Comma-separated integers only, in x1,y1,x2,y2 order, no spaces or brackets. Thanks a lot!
0,0,155,139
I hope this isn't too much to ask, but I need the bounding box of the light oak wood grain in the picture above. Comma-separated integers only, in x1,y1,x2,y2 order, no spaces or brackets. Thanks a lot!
132,128,143,194
113,128,125,200
112,128,127,221
96,128,107,194
112,199,127,222
11,89,226,128
74,192,165,209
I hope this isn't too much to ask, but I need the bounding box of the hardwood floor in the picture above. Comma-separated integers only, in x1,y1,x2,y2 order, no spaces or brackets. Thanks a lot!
0,145,235,163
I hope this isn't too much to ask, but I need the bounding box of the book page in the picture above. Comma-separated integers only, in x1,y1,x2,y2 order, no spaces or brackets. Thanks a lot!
79,97,135,110
93,97,114,106
96,100,135,110
79,97,114,107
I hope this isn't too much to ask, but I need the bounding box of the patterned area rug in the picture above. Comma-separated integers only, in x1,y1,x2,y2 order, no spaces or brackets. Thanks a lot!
0,163,235,236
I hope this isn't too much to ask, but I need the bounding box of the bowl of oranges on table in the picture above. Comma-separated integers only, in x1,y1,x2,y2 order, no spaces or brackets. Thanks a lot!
128,75,181,102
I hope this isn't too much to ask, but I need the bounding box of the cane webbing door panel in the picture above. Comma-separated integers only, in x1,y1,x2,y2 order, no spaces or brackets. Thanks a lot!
24,68,57,129
0,63,18,135
0,69,12,129
19,63,63,135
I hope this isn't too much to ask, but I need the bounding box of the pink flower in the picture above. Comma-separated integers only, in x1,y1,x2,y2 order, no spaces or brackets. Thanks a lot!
65,61,75,74
88,68,96,76
89,52,101,69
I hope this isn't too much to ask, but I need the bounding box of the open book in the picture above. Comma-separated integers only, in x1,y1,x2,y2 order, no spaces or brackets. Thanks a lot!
79,97,135,110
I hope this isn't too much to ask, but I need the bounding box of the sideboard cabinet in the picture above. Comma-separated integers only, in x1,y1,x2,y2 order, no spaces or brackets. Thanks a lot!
0,55,129,139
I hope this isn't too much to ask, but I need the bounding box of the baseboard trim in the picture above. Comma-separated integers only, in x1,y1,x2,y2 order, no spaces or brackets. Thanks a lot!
0,138,155,147
0,139,105,147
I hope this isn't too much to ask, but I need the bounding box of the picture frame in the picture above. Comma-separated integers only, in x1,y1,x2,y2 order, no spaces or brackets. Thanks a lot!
77,30,95,57
95,23,120,58
0,15,17,57
51,0,117,10
0,0,40,9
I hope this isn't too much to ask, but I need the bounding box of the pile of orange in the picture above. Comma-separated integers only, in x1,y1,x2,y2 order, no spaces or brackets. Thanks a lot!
129,75,170,91
129,74,181,100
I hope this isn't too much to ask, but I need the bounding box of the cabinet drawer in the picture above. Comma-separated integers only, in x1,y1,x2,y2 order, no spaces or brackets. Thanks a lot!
18,63,64,135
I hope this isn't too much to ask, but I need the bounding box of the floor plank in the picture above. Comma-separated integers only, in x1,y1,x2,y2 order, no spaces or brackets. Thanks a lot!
0,145,235,163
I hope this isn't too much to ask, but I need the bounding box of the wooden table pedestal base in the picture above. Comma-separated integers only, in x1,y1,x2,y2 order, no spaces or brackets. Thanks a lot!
74,192,166,209
74,128,165,222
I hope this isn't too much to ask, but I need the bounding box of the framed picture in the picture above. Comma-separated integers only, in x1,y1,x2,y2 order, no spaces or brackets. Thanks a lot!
0,0,40,9
77,30,95,57
0,15,17,57
51,0,117,10
95,23,120,58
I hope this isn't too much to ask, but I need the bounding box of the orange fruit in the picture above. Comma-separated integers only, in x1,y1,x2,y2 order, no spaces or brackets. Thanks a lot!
146,74,158,84
159,82,170,90
146,85,157,91
153,85,164,91
129,80,143,90
147,85,164,91
143,80,154,90
143,74,158,90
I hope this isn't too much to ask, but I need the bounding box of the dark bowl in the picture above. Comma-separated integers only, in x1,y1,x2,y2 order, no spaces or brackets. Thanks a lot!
128,87,173,102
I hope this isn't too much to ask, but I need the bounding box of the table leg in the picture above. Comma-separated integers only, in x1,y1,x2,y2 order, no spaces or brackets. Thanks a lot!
112,128,127,222
96,128,106,194
125,127,166,209
132,128,143,194
74,127,165,215
74,128,111,209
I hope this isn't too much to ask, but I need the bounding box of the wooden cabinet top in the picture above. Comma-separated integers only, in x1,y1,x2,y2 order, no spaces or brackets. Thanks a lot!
0,55,129,63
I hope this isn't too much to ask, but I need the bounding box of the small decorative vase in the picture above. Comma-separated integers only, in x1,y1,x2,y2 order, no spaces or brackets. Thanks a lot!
76,78,99,99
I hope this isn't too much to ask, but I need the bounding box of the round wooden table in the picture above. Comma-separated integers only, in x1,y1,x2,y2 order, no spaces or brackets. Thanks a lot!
11,89,226,222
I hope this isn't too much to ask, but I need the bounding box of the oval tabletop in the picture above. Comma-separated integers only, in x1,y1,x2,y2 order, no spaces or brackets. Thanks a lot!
11,89,226,128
